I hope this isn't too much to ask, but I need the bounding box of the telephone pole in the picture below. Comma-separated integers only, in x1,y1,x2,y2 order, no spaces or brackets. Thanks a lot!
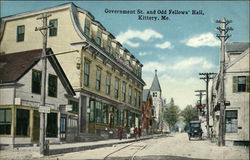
199,72,217,139
195,90,206,116
35,13,53,155
216,18,233,146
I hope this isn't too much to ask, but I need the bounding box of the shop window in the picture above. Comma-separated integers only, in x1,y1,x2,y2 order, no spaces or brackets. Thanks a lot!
0,108,11,135
17,25,25,42
60,117,66,133
102,104,109,124
95,101,101,123
89,100,95,122
16,109,29,136
48,74,57,97
46,112,58,137
32,70,42,94
225,110,238,133
49,19,58,37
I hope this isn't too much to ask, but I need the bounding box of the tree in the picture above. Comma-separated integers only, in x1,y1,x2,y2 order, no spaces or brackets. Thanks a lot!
181,105,199,131
164,98,180,131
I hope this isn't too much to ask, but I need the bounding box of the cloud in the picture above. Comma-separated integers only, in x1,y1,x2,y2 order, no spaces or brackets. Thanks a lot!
184,32,220,47
142,61,167,73
116,29,163,47
139,51,152,56
172,57,214,70
155,41,174,49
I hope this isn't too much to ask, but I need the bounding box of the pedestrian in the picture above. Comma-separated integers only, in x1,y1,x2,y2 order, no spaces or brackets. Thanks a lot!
134,127,138,140
118,127,122,140
138,127,141,139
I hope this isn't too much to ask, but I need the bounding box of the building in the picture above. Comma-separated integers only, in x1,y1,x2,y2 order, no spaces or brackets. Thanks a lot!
0,49,78,146
210,42,249,146
145,70,163,131
0,2,145,139
141,89,153,135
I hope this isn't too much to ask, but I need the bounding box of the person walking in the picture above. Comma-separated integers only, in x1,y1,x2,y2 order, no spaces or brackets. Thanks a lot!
134,127,138,140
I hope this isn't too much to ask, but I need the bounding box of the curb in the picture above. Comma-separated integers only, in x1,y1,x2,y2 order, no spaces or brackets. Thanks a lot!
47,134,165,155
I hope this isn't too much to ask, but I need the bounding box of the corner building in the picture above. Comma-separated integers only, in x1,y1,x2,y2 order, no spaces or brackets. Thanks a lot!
0,3,145,139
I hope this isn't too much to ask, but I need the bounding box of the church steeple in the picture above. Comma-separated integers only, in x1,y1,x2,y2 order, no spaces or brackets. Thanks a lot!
150,69,162,92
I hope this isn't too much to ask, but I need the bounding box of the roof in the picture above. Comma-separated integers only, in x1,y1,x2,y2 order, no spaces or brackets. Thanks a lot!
226,42,250,53
142,89,150,102
150,70,162,92
0,49,41,83
0,49,75,96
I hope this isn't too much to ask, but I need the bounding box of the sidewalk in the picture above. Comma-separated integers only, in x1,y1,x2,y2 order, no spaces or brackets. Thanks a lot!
0,134,166,159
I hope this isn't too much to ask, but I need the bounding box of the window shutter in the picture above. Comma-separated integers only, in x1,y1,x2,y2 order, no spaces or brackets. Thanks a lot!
232,76,237,93
246,76,250,92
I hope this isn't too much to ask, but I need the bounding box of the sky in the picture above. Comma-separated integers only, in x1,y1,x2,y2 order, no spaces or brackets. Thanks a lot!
1,1,249,109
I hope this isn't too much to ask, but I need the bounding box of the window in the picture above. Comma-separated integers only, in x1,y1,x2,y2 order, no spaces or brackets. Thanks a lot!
122,82,126,102
95,101,102,123
153,92,157,97
84,18,90,37
84,59,90,86
32,70,42,94
138,92,141,108
89,100,95,122
60,117,66,133
106,73,111,95
0,108,11,135
134,89,137,107
46,112,58,137
16,109,29,136
115,46,119,59
225,110,238,133
128,86,132,104
69,100,78,113
17,25,25,42
49,19,58,37
106,38,111,53
48,74,57,97
96,68,101,91
96,30,102,46
233,76,250,92
102,104,109,124
114,78,119,99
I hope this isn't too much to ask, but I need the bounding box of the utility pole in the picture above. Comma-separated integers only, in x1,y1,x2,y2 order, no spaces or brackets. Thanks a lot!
35,13,53,155
195,90,206,116
216,18,233,146
199,72,217,139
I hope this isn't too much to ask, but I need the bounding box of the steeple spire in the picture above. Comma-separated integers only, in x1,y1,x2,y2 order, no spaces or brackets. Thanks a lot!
150,69,162,92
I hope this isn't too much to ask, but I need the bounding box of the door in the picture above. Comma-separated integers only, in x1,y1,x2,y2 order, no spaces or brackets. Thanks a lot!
32,110,40,143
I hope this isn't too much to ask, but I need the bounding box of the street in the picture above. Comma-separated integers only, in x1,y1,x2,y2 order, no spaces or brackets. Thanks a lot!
53,133,248,160
1,133,248,160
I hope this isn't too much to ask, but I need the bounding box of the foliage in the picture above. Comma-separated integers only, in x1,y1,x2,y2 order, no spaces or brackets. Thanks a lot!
181,105,199,130
163,98,180,130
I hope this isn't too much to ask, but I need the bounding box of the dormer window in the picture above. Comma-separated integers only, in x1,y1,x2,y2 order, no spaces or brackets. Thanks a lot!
106,38,111,53
96,30,102,46
84,18,90,37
